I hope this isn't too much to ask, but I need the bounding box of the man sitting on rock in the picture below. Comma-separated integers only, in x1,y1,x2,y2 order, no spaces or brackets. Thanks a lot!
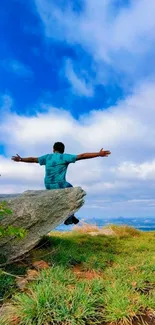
11,142,111,225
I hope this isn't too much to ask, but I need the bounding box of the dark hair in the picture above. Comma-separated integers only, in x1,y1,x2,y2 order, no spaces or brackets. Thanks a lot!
53,142,65,154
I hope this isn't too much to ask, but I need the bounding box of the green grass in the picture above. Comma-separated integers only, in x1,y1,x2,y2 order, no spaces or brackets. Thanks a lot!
0,264,27,302
0,226,155,325
9,268,104,325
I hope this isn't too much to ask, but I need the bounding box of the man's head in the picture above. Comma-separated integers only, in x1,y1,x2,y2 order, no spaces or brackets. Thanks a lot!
53,142,65,154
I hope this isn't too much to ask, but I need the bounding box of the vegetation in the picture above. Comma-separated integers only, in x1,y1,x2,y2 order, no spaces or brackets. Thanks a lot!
0,202,27,295
0,202,26,238
0,225,155,325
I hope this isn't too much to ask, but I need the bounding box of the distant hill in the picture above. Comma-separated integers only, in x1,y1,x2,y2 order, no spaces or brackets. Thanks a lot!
57,216,155,232
0,193,20,201
0,194,20,197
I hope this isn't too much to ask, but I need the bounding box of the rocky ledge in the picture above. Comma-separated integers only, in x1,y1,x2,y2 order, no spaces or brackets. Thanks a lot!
0,187,86,263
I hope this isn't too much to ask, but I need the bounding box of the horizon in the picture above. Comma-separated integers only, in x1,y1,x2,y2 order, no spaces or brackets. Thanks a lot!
1,0,155,218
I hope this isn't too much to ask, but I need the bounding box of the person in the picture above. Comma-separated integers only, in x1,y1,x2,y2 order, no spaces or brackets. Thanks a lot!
11,142,111,225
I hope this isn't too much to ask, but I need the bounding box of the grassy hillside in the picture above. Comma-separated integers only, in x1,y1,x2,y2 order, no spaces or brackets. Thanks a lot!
0,225,155,325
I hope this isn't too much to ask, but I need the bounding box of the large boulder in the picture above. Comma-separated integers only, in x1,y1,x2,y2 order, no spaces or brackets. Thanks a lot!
0,187,86,263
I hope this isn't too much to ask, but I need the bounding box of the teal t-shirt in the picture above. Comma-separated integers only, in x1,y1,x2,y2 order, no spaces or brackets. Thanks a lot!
38,153,77,189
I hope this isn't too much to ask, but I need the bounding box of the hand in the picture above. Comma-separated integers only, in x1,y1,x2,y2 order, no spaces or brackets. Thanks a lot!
11,154,22,162
99,148,111,157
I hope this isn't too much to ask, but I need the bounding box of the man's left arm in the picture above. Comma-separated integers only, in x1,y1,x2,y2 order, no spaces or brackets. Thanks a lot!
11,154,38,163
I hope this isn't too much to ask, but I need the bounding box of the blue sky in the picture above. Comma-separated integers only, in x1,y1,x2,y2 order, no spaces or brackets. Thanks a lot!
0,0,126,117
1,0,155,219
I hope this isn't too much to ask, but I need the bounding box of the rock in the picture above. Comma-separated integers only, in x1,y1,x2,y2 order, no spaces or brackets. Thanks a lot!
0,187,86,263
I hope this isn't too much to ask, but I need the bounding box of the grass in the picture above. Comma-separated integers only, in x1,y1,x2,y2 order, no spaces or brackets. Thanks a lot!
0,225,155,325
7,269,104,325
109,224,141,237
0,264,27,302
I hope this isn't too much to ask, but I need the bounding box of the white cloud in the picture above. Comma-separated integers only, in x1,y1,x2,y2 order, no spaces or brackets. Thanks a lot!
1,80,155,216
34,0,155,82
65,59,94,96
2,59,33,78
114,160,155,180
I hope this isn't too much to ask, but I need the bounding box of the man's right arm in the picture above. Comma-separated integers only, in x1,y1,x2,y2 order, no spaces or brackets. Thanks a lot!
11,154,38,163
76,148,111,161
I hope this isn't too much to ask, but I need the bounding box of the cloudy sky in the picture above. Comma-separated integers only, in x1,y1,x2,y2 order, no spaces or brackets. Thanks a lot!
0,0,155,219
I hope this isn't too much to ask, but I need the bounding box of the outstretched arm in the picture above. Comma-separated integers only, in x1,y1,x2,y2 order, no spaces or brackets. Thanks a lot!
11,154,38,163
76,148,111,161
